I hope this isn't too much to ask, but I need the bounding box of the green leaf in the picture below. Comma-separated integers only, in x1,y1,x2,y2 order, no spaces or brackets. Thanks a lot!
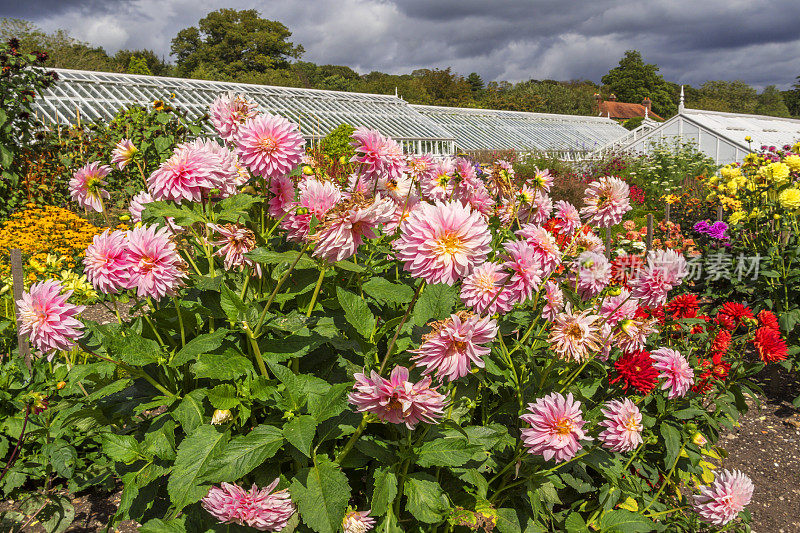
171,329,228,367
47,441,77,479
139,517,187,533
362,277,414,307
167,425,228,512
496,509,522,533
216,193,261,222
20,494,74,533
107,329,161,366
404,473,449,523
597,510,655,532
337,286,376,339
660,422,682,469
220,283,247,323
565,512,590,532
334,259,365,272
415,438,479,468
290,460,351,533
413,283,456,326
101,434,143,463
308,383,350,423
283,415,317,457
371,467,398,516
191,352,254,380
207,384,239,410
172,389,206,434
247,248,317,270
205,424,283,482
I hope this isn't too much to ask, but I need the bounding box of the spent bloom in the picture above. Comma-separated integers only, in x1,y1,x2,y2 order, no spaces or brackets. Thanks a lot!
350,127,407,183
70,161,111,212
201,479,295,532
209,223,260,274
126,224,187,300
342,510,376,533
312,196,394,263
460,262,512,316
17,280,85,355
110,139,137,170
236,114,305,179
83,229,131,294
394,201,491,285
348,366,447,429
520,392,590,463
209,91,259,142
580,176,631,227
410,312,498,382
651,347,695,399
692,470,754,526
548,308,602,363
598,398,643,452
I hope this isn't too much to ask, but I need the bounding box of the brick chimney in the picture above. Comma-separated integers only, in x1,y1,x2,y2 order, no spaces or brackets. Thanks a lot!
608,93,617,101
593,92,602,114
642,96,652,113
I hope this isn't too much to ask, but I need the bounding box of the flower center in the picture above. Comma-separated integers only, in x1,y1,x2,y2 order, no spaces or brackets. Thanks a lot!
566,323,584,340
259,137,278,154
554,417,574,436
623,415,639,432
436,232,463,256
139,255,156,273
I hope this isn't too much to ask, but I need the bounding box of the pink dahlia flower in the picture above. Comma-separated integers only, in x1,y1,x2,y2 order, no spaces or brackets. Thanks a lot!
110,138,137,170
209,223,260,275
267,175,297,218
184,138,241,198
529,168,554,192
282,179,342,242
235,114,305,179
84,229,131,294
541,280,564,321
630,249,688,308
598,398,643,452
548,307,602,362
421,159,455,201
348,366,447,429
617,317,655,354
516,223,561,275
553,200,582,235
129,190,154,223
459,183,495,217
342,510,376,533
692,469,754,526
384,197,421,234
17,280,85,355
350,127,406,183
70,161,111,212
394,200,491,286
518,187,553,225
520,392,590,462
599,288,637,326
126,225,186,300
650,347,694,399
148,143,220,203
460,262,513,316
407,153,436,184
574,251,612,300
502,240,544,305
312,196,394,263
580,176,631,227
201,479,295,532
209,91,259,142
410,312,498,381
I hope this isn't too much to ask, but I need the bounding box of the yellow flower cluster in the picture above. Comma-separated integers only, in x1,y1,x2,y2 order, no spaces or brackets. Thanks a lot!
0,204,104,278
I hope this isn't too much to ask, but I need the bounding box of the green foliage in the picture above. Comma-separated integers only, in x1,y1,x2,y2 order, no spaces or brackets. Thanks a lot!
127,55,153,76
319,123,355,162
623,116,644,130
601,50,676,117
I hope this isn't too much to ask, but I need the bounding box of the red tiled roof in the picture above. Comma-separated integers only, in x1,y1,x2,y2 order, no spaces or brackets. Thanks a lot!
598,101,663,121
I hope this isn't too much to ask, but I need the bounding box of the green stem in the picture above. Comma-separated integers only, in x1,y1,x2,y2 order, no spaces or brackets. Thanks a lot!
306,267,326,317
243,324,269,378
254,244,309,335
336,414,369,464
642,443,686,513
379,281,424,375
174,297,186,348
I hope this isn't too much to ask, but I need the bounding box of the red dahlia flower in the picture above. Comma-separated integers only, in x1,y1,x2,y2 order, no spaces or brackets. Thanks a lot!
753,327,788,363
757,310,780,331
610,351,659,394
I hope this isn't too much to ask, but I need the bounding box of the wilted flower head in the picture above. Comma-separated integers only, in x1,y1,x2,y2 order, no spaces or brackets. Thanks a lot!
350,127,406,183
410,312,498,382
211,409,233,425
342,510,376,533
17,279,85,355
460,262,512,316
209,223,259,274
83,229,131,294
548,307,602,363
692,470,754,526
580,176,631,227
111,139,137,170
201,479,295,532
650,347,694,399
394,200,491,285
598,398,643,452
126,224,187,300
236,114,305,179
520,392,590,462
210,91,259,142
348,366,447,429
312,195,394,263
70,161,111,212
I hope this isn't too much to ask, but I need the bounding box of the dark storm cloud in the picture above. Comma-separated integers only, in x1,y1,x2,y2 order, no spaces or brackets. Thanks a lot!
7,0,800,88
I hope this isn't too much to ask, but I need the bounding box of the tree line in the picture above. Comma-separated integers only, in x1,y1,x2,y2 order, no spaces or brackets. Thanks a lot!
4,10,799,119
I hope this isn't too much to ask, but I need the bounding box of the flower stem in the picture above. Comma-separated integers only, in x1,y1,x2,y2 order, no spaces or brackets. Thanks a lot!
336,414,369,464
379,281,424,375
306,267,326,317
174,297,186,347
243,323,269,378
254,244,309,335
642,443,686,513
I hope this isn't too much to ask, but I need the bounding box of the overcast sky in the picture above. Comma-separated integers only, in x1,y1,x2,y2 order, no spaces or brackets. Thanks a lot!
2,0,799,89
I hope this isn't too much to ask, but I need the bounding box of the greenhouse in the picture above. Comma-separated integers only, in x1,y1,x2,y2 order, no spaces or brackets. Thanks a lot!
34,68,457,155
412,104,629,157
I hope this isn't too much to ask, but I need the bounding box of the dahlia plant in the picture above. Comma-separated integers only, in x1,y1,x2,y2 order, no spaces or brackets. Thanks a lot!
13,93,781,532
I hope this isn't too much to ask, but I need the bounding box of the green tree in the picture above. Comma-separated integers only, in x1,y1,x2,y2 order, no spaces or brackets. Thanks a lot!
171,9,304,77
756,85,791,117
601,50,676,117
114,49,170,76
695,80,757,114
126,55,152,76
466,72,484,93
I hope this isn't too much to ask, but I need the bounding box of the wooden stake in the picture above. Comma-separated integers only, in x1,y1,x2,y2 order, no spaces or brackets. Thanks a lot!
646,214,654,251
664,203,671,223
605,229,611,259
10,249,31,368
716,205,723,221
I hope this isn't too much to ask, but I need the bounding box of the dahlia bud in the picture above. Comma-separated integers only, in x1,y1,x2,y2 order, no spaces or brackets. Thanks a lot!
692,432,707,447
296,207,309,215
302,165,314,175
29,392,49,414
242,185,257,194
211,409,233,425
607,286,622,296
118,214,131,222
338,156,347,165
620,319,634,335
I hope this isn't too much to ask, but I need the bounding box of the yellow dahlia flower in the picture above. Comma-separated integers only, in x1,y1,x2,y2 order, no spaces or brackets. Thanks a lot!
784,154,800,172
728,211,746,225
762,162,790,184
778,188,800,210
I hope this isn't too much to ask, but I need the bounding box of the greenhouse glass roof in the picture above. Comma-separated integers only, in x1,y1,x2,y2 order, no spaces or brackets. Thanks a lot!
411,104,629,153
34,68,455,147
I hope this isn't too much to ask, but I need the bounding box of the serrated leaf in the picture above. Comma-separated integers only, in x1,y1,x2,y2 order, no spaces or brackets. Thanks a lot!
207,384,239,410
220,283,247,323
660,422,682,469
172,389,206,434
167,425,228,511
47,441,77,479
171,329,228,367
362,277,414,307
139,517,187,533
564,512,590,532
415,438,478,467
617,497,639,512
597,510,655,532
496,508,522,533
247,248,317,269
283,415,317,457
336,286,376,340
107,329,161,366
206,424,283,482
102,434,143,463
308,383,349,423
291,460,351,533
404,473,448,523
413,283,456,326
371,467,398,516
191,352,254,380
